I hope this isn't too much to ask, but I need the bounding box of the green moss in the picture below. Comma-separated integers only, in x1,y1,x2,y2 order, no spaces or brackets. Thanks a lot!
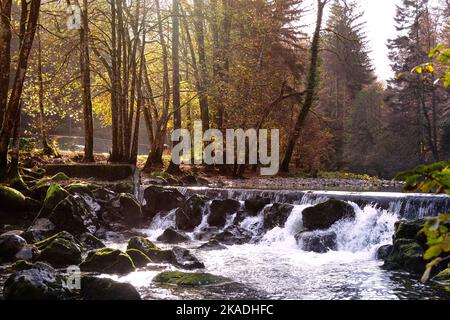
37,184,69,219
384,239,425,274
127,237,160,255
80,248,135,274
12,260,33,271
66,183,94,196
126,249,152,268
0,185,27,210
36,172,70,187
153,271,230,287
34,231,80,250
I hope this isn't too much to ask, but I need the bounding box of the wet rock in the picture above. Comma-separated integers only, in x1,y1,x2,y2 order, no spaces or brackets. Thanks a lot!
208,199,241,228
36,184,69,219
126,249,152,268
3,262,74,300
263,203,294,230
297,231,337,253
80,248,135,275
384,239,425,275
176,195,208,231
393,219,427,243
79,233,105,251
153,271,230,287
157,227,190,244
302,199,355,230
81,277,141,300
127,236,160,255
198,239,227,251
0,233,28,261
66,183,94,197
23,219,57,243
110,181,134,194
376,245,393,260
119,193,142,227
0,185,40,215
194,226,221,241
142,186,185,218
35,232,83,268
12,260,34,271
245,197,271,215
49,195,98,236
14,245,40,262
92,188,116,205
212,226,253,245
171,247,205,270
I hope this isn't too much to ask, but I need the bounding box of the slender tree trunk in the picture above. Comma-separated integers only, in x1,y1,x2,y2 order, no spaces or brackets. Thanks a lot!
0,0,41,177
80,0,94,162
0,0,12,125
280,0,327,173
110,0,120,161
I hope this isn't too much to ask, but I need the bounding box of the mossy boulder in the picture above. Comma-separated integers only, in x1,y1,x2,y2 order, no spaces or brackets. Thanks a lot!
36,172,70,186
79,233,105,251
0,186,28,211
384,239,425,275
302,199,355,230
127,236,160,255
81,277,141,300
66,183,94,197
153,271,230,287
49,195,99,236
35,232,83,268
3,262,74,300
126,249,152,268
80,248,135,275
12,260,34,271
37,184,69,219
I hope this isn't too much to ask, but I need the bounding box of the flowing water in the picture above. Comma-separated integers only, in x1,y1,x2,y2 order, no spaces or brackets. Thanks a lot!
101,188,450,300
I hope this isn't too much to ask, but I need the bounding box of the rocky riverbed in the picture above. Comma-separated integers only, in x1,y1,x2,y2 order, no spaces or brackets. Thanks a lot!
0,172,449,300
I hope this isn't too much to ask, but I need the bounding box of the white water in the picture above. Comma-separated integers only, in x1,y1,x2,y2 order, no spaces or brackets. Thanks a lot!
112,196,448,300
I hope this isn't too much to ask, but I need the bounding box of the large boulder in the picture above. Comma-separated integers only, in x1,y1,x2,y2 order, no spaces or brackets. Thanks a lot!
3,262,74,300
80,248,136,275
157,227,190,244
154,271,230,287
23,219,57,243
0,186,31,211
119,194,142,227
81,277,141,300
0,233,28,261
0,186,40,223
37,184,69,219
49,195,99,236
244,197,271,215
296,231,337,253
35,232,83,268
384,239,425,275
126,249,152,268
302,199,355,230
142,186,185,218
175,195,208,231
208,199,241,228
263,203,294,231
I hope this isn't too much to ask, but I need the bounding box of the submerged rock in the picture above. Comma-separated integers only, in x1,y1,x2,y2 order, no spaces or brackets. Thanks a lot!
35,232,83,268
126,249,152,268
157,227,190,244
81,277,141,300
302,199,355,230
263,203,294,231
297,231,337,253
80,248,135,275
197,240,227,251
153,271,230,287
208,199,241,228
3,262,74,300
142,186,185,218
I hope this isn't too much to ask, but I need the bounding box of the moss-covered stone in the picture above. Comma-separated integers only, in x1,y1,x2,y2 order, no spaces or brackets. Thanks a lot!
35,232,83,268
0,185,27,211
12,260,33,271
36,173,70,186
153,271,230,287
126,249,152,268
433,268,450,285
80,248,135,275
127,236,160,254
66,183,94,197
384,239,425,274
37,184,69,219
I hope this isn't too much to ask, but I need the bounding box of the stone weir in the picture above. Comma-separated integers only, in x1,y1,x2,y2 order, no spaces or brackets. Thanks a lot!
173,187,450,219
44,164,136,182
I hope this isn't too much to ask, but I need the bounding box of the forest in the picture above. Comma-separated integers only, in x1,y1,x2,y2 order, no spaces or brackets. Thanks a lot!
0,0,448,181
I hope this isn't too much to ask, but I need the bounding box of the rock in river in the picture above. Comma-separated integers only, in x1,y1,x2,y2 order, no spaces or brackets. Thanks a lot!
263,203,294,231
208,199,241,228
302,199,355,230
80,248,135,275
81,277,141,300
153,271,230,287
157,227,190,244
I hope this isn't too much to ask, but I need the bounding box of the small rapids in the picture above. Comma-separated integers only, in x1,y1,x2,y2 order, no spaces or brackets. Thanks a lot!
106,191,449,300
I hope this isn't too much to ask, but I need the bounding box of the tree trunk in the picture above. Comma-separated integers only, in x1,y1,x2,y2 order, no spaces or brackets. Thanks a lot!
0,0,12,125
80,0,94,162
280,0,327,173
